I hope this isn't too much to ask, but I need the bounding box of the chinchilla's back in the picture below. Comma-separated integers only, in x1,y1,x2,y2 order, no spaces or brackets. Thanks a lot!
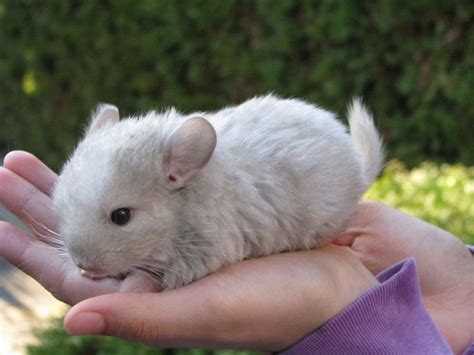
197,95,383,251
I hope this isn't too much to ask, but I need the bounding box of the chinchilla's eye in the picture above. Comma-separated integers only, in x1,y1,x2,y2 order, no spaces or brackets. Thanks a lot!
111,208,131,225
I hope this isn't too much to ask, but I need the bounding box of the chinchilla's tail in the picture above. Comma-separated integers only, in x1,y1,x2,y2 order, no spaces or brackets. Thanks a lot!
347,98,385,187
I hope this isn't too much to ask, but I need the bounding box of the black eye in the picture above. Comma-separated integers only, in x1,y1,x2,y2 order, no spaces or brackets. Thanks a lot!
111,208,131,225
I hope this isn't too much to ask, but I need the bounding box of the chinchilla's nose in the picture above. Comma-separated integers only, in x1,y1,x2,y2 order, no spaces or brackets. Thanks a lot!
67,239,103,267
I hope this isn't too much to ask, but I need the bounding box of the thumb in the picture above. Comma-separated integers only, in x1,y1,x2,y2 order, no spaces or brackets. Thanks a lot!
330,201,379,246
331,232,357,246
63,289,221,348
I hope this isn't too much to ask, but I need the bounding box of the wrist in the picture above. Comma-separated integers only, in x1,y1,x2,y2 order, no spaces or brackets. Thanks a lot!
279,258,452,355
311,246,379,328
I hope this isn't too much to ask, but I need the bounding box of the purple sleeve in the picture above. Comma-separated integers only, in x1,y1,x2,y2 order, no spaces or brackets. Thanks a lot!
279,258,452,354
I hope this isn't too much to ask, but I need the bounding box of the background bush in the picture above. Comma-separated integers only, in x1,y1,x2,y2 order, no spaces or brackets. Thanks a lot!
1,1,473,169
366,161,474,244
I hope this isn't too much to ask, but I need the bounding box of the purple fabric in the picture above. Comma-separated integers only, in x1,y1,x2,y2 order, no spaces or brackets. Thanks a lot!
464,344,474,355
280,245,474,354
279,258,452,354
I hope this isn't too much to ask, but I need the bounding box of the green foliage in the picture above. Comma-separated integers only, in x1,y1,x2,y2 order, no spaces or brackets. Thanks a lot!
366,161,474,244
1,1,473,169
26,319,257,355
26,162,473,354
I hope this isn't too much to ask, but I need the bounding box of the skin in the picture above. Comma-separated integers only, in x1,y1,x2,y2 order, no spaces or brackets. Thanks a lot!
0,150,472,352
333,202,474,354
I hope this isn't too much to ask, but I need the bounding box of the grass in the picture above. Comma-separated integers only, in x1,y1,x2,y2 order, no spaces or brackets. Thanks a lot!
27,161,473,355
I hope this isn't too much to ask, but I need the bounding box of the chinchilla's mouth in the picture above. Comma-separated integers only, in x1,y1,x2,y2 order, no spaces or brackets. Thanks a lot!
80,268,130,281
80,269,109,280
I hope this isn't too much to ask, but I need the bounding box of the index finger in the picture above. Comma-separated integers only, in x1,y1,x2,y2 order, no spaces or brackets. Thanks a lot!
0,167,57,232
3,151,58,196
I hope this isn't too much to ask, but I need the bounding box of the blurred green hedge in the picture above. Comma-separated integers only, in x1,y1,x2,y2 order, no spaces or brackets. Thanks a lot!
1,1,473,169
366,160,474,244
27,317,258,355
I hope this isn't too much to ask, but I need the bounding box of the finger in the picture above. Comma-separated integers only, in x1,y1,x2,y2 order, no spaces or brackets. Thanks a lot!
0,221,67,295
330,200,383,246
64,287,227,349
331,232,357,246
3,150,58,196
0,167,57,232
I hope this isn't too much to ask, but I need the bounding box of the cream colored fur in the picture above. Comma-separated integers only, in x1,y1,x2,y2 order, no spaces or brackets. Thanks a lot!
53,94,384,289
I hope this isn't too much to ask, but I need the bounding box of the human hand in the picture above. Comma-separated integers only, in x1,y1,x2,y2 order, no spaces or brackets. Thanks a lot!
333,201,474,353
63,244,377,351
1,151,378,351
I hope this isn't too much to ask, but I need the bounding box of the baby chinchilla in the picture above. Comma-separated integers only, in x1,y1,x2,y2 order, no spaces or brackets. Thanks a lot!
52,94,384,289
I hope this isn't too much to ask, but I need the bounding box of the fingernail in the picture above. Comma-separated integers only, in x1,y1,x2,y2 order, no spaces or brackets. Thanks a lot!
66,312,106,335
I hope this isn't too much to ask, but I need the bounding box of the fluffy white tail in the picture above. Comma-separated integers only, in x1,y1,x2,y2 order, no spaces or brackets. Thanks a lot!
348,98,384,186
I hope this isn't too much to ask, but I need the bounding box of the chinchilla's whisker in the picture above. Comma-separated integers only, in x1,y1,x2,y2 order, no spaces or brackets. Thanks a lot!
21,210,61,237
139,259,182,274
20,210,64,249
135,265,164,280
134,264,178,289
28,225,64,249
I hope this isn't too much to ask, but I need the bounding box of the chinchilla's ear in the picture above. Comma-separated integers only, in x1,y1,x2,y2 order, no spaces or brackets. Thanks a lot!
86,104,120,135
163,117,217,189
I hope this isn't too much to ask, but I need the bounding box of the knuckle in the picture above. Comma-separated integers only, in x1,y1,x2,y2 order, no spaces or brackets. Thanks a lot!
124,317,156,343
128,319,148,340
111,296,161,343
